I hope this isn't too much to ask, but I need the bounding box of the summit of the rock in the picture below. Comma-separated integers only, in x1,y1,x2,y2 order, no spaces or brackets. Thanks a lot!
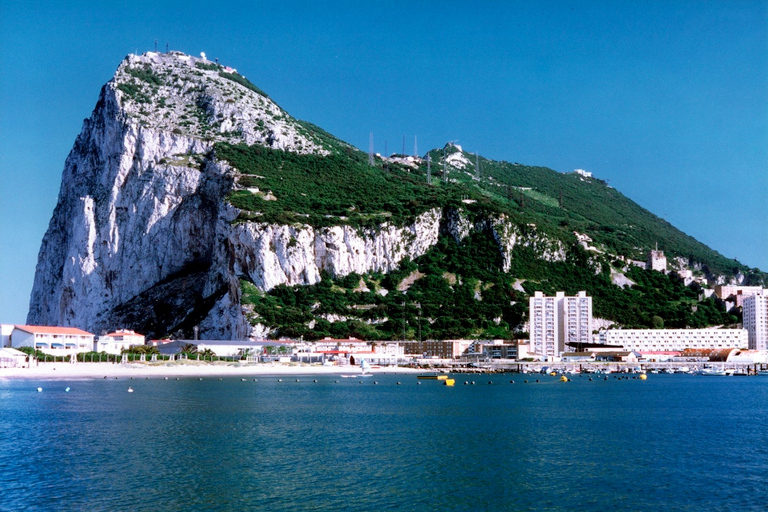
112,51,331,154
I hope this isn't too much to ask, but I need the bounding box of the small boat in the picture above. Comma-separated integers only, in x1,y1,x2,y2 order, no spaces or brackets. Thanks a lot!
341,359,374,378
127,387,134,393
417,375,448,380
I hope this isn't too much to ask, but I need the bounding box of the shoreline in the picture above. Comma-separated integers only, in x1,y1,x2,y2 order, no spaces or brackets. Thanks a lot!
0,361,426,380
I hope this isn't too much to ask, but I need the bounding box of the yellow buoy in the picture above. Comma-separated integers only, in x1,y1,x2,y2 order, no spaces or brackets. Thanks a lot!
550,371,557,376
639,374,647,380
559,375,568,382
444,379,455,386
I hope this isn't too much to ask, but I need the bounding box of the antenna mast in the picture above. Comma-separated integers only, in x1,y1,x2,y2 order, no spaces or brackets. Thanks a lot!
402,135,406,156
443,147,447,182
368,133,374,166
414,135,418,157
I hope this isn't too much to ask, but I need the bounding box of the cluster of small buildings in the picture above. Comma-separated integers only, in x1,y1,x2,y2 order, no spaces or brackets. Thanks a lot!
0,325,147,367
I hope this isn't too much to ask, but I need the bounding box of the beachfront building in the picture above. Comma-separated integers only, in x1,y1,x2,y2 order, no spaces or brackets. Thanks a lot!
1,324,13,348
402,340,473,359
11,325,94,355
0,347,28,368
598,328,748,353
95,329,146,354
529,291,593,359
468,340,518,359
309,338,404,365
155,339,281,358
743,294,768,350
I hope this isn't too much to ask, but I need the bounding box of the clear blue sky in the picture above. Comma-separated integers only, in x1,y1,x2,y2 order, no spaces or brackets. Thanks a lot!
1,0,766,324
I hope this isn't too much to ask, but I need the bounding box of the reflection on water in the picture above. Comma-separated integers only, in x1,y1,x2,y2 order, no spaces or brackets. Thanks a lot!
1,374,766,511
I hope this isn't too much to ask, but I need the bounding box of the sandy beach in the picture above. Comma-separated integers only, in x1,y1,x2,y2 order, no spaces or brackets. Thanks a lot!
0,361,425,380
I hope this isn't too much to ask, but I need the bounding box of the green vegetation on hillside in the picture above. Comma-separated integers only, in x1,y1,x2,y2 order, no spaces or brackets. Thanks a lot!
415,146,746,278
216,143,505,228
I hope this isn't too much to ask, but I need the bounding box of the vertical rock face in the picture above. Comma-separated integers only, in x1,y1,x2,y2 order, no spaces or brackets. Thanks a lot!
27,51,572,340
27,51,328,338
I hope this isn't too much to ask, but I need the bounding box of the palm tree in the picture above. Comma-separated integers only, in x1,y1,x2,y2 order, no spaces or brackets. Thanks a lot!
180,343,198,355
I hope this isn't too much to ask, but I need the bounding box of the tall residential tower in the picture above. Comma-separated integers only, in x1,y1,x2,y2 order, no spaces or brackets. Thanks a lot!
529,291,592,359
744,294,768,350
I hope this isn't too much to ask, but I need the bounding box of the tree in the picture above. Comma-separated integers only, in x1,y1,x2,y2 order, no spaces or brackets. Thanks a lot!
180,343,198,355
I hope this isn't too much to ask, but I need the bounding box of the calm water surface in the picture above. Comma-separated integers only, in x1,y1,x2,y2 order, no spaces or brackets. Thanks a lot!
1,373,766,511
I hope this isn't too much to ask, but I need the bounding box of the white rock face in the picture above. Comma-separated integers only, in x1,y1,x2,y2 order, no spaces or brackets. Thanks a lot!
488,217,566,272
229,209,441,293
27,51,333,338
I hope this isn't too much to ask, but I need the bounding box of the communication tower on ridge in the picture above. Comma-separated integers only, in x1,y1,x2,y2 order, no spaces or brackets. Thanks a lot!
442,148,447,182
402,135,406,156
414,135,418,157
443,140,458,182
368,133,374,166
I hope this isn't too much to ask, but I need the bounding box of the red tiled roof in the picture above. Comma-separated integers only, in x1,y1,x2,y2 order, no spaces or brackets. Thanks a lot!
318,350,375,354
14,325,94,336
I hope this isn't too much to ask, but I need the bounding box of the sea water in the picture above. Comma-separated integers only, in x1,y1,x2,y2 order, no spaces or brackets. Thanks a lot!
1,373,766,511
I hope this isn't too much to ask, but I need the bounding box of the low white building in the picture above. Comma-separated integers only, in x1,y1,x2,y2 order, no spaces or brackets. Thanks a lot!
1,324,13,348
155,339,286,358
12,325,94,355
0,347,28,368
95,329,146,354
598,328,748,352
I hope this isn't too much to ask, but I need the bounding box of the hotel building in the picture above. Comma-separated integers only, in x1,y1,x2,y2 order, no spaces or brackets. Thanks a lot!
11,325,94,355
598,328,748,352
95,329,146,354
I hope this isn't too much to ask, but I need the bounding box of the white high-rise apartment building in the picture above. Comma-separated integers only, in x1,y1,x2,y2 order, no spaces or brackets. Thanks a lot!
529,291,592,358
744,294,768,350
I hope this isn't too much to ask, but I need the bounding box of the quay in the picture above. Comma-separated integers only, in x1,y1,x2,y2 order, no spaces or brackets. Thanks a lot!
417,360,768,375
